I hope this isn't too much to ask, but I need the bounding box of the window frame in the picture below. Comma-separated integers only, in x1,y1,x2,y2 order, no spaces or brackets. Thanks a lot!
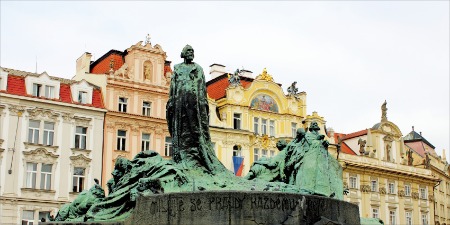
405,184,411,196
269,120,275,136
74,126,87,149
78,91,88,104
43,121,55,146
117,130,127,151
28,120,40,144
370,179,378,192
254,148,259,161
32,83,42,97
420,187,427,199
165,136,173,156
72,167,86,193
254,117,259,135
389,210,396,225
261,119,267,135
233,113,241,130
291,122,297,138
40,164,52,190
44,85,55,98
142,101,152,116
372,208,379,218
406,211,412,225
388,182,395,194
349,176,357,189
22,210,35,225
141,133,151,151
25,162,38,189
118,97,128,113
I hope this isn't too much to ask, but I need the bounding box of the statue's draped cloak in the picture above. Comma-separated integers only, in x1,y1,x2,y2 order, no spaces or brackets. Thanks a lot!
167,62,221,172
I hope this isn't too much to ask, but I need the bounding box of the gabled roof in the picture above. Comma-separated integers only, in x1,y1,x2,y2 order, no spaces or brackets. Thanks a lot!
1,67,105,109
90,49,125,74
206,74,253,100
404,130,435,149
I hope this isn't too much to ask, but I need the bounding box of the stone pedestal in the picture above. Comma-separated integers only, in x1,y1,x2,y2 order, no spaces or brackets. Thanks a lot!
42,191,360,225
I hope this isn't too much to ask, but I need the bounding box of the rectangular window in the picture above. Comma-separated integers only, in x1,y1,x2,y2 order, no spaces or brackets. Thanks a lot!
118,97,128,112
291,122,297,138
270,150,275,157
28,120,40,144
142,102,152,116
421,213,428,225
117,130,126,151
371,180,378,192
233,146,241,157
75,126,87,149
405,184,411,196
22,210,34,225
406,211,412,225
269,120,275,136
142,133,150,151
43,122,54,146
254,148,259,161
389,211,396,225
44,85,54,98
372,208,379,218
72,167,85,192
78,91,87,103
32,83,42,97
165,137,173,156
26,162,37,189
262,149,268,157
40,164,52,190
420,187,427,199
261,119,267,135
388,182,395,194
350,176,357,189
254,117,259,134
233,113,241,130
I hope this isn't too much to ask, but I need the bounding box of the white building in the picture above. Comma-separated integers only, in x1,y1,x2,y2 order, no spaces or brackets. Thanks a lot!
0,67,106,224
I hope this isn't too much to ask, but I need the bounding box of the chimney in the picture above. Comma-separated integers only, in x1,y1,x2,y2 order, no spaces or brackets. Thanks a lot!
76,52,92,75
443,149,447,161
209,63,226,79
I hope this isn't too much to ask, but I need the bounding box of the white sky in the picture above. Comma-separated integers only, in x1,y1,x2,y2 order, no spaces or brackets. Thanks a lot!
1,1,449,157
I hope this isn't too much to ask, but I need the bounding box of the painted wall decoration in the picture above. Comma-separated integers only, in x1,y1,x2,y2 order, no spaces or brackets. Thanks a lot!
250,94,279,112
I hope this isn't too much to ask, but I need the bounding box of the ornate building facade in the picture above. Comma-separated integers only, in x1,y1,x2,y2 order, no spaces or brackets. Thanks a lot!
404,128,450,225
206,64,330,175
73,40,172,186
335,102,439,225
0,68,106,224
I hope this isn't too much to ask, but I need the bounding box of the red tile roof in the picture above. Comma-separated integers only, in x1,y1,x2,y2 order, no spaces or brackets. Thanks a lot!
341,142,357,155
91,52,124,74
341,129,368,141
206,74,252,100
334,133,357,155
2,68,105,109
7,75,27,96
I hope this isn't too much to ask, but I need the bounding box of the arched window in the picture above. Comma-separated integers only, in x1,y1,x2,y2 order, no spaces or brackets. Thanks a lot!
233,145,242,157
143,61,153,81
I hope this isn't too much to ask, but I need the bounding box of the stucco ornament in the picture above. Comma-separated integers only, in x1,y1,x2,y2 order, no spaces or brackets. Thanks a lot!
255,68,274,81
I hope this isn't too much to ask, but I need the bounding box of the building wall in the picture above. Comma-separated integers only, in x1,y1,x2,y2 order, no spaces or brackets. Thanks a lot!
0,93,105,224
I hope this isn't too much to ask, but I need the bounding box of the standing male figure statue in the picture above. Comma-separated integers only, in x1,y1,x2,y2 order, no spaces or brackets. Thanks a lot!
166,45,220,173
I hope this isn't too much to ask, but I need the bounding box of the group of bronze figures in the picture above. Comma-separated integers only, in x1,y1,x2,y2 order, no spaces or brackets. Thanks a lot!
52,45,343,222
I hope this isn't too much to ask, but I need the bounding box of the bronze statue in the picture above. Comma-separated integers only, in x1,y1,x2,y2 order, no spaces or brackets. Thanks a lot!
287,81,299,97
228,69,241,87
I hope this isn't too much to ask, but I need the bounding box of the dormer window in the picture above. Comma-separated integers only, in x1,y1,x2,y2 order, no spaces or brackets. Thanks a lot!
32,83,42,97
44,85,55,98
78,91,87,104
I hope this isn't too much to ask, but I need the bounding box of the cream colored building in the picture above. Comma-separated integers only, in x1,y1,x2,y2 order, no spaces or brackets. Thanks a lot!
206,65,330,175
0,68,106,224
73,40,172,187
336,103,438,225
404,128,450,225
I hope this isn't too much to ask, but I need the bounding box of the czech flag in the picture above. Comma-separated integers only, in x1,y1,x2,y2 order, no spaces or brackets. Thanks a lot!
232,156,244,176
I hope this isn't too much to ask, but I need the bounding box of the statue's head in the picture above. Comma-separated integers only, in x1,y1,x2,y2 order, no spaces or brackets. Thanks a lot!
276,139,288,151
112,157,131,180
309,121,320,131
295,128,306,141
180,45,194,61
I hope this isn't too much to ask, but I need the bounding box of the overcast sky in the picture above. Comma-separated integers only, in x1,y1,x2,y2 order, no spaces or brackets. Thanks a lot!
1,1,448,157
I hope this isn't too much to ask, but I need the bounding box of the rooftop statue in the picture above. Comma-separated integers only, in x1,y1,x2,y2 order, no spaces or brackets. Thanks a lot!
53,46,344,223
228,68,241,87
287,81,299,97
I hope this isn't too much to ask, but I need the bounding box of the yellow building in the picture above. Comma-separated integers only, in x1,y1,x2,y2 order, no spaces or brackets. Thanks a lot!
404,128,450,225
206,64,329,176
335,102,439,225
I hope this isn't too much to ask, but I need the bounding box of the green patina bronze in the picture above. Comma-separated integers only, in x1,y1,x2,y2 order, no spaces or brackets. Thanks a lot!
53,45,344,222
